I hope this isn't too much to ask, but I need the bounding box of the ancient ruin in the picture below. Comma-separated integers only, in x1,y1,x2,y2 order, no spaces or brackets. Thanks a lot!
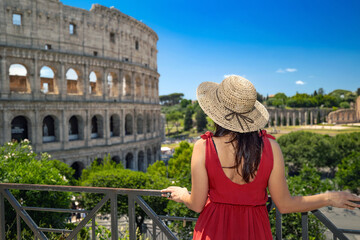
0,0,161,176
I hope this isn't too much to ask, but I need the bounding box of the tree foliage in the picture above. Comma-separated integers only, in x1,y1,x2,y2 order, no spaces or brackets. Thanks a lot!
196,108,207,133
79,157,170,233
336,152,360,194
0,140,73,239
159,93,184,106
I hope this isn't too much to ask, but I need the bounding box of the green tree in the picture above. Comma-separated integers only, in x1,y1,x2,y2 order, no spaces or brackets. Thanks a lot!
336,152,360,194
184,107,194,131
165,111,183,134
80,157,170,234
0,140,73,239
269,166,334,240
339,101,350,109
196,108,207,133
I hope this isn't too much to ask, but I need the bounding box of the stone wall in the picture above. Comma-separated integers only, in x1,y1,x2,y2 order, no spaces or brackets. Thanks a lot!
0,0,161,174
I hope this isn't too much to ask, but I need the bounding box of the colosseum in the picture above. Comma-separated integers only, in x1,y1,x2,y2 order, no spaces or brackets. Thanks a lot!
0,0,162,177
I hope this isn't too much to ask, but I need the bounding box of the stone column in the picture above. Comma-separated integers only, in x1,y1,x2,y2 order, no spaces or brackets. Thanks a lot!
0,52,9,98
61,109,67,149
118,69,123,102
131,71,135,101
104,109,109,145
133,148,138,170
120,108,124,143
268,112,271,127
304,112,308,126
84,63,89,100
102,68,108,101
280,112,284,126
31,53,40,99
59,63,66,100
84,109,90,147
133,108,137,141
310,111,313,125
299,111,302,126
274,112,278,127
141,75,145,103
33,110,41,152
292,112,296,126
286,112,290,126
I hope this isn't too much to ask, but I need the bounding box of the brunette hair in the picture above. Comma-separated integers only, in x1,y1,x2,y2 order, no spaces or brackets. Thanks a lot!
213,123,263,183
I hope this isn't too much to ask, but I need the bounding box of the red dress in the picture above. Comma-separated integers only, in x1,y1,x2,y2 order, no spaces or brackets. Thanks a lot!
193,131,274,240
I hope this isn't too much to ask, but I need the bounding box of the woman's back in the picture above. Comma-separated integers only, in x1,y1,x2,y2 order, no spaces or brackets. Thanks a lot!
192,131,274,239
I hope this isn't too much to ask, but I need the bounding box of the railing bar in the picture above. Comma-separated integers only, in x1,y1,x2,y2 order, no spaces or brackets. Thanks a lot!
301,212,309,240
311,210,349,240
275,207,282,240
128,194,136,240
22,206,90,213
92,216,96,240
17,213,21,240
135,196,178,240
152,223,156,240
110,192,118,240
338,229,360,234
66,194,110,240
0,192,6,240
333,234,337,240
158,215,198,222
38,228,72,233
0,189,48,240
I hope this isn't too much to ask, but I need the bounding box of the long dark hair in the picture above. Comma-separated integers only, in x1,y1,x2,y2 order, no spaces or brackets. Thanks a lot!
213,123,263,183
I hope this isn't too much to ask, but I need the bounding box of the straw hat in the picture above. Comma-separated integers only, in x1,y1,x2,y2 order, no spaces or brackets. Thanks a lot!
196,75,269,133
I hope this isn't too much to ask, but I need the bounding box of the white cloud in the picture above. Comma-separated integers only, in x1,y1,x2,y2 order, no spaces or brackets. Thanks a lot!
285,68,297,72
296,80,305,85
276,68,297,73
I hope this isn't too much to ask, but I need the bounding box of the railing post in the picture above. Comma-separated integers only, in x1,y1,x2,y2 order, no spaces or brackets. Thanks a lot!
0,191,5,240
152,224,156,240
128,194,136,240
110,192,118,240
301,212,309,240
92,216,96,240
275,208,282,240
17,213,21,240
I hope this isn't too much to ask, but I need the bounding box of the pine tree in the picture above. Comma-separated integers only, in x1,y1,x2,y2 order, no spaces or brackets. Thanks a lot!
196,108,207,133
184,107,193,131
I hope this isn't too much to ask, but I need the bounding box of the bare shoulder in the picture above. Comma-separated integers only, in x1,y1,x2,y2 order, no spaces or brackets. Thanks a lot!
191,138,206,164
193,138,206,150
268,138,280,151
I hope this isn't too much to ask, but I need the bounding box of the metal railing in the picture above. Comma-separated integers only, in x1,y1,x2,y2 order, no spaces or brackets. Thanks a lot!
0,183,359,240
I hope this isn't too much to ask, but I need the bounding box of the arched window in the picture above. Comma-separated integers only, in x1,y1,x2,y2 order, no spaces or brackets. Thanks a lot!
43,115,56,142
110,114,120,137
125,153,134,169
89,71,97,94
147,148,152,166
71,161,85,179
112,156,121,164
11,116,28,142
146,114,151,133
153,147,157,162
9,64,29,93
66,68,79,94
107,72,118,97
123,74,132,96
125,114,133,135
138,151,145,172
137,114,143,134
68,116,79,141
135,77,141,98
40,66,56,94
91,116,99,139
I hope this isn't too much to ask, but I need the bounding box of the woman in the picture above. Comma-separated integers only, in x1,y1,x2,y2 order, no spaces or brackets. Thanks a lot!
161,75,360,239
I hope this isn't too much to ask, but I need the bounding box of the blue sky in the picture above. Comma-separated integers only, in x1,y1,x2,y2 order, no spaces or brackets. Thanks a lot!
62,0,360,100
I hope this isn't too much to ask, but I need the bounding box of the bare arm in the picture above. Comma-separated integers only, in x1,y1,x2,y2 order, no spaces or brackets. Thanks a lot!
161,139,209,213
268,139,360,214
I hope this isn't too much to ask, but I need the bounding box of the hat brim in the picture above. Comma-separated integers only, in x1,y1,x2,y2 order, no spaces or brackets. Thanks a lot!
196,81,269,133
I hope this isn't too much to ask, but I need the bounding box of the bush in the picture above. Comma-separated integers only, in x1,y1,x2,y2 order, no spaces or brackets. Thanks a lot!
0,140,73,239
336,152,360,194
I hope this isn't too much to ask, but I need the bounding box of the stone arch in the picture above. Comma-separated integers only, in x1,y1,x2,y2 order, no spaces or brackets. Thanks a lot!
68,115,83,140
135,75,142,98
125,114,133,135
107,72,118,97
89,71,102,95
91,114,103,139
137,114,143,134
42,115,58,143
125,152,134,169
146,113,151,133
138,151,145,172
110,114,120,137
66,68,82,94
9,63,30,93
40,65,57,94
147,148,152,166
112,156,121,164
11,115,29,142
123,73,132,96
71,161,85,179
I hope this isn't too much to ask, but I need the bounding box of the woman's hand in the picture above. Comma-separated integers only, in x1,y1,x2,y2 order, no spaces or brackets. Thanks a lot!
161,186,190,203
326,191,360,210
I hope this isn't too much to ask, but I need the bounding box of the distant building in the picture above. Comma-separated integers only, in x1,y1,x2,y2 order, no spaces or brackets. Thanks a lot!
327,96,360,124
0,0,161,177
